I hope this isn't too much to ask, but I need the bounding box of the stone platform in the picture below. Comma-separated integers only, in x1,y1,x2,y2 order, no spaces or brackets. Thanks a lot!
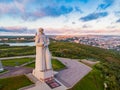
53,57,92,88
22,73,67,90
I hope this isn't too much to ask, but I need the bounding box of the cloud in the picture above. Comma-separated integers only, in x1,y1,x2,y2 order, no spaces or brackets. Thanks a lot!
74,7,83,13
0,0,27,14
114,11,120,17
20,5,73,21
97,0,114,10
0,0,29,20
0,26,35,34
1,0,86,21
0,3,15,14
106,26,116,29
0,0,74,19
21,5,74,21
41,5,73,17
0,0,120,35
72,22,76,24
116,19,120,23
80,12,108,21
21,12,45,21
62,0,88,3
82,24,92,28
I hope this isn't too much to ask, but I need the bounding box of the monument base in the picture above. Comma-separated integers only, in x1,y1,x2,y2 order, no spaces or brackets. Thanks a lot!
32,69,54,82
0,68,4,72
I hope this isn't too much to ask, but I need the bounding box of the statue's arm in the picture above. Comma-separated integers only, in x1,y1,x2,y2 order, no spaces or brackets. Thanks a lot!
35,35,44,47
44,37,50,47
35,34,38,44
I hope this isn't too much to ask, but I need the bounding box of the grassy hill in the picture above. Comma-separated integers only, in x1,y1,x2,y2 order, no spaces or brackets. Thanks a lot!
50,41,120,90
50,41,120,62
0,41,120,90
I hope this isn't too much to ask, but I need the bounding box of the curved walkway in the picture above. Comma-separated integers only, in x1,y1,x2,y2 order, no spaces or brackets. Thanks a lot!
0,55,35,60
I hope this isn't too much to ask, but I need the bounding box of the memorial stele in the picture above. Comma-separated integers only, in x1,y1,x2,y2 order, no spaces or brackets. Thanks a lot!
0,60,4,72
32,28,54,82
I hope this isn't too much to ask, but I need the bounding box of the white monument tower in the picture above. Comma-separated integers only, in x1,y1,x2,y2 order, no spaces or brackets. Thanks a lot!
0,60,4,72
32,28,54,82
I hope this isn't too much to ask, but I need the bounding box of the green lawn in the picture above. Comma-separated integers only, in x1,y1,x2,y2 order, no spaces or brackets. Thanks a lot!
0,46,35,58
26,59,66,71
0,75,33,90
1,57,65,71
26,62,35,67
2,58,35,66
52,59,66,71
69,67,104,90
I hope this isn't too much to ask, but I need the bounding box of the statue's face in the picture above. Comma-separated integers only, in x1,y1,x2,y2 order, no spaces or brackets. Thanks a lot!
39,28,44,34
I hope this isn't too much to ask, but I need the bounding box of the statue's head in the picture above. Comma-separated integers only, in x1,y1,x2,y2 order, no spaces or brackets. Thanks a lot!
38,28,44,34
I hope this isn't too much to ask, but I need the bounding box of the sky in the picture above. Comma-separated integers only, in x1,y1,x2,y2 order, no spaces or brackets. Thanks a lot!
0,0,120,35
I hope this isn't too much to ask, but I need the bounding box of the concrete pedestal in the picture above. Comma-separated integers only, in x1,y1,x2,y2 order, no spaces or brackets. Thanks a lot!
24,73,67,90
32,69,54,82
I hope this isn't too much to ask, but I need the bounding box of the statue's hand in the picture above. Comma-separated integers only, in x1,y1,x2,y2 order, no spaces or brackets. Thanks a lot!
44,44,48,47
43,44,46,48
36,44,44,47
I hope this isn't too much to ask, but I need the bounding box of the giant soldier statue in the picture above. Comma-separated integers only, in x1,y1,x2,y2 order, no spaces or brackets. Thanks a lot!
32,28,54,82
